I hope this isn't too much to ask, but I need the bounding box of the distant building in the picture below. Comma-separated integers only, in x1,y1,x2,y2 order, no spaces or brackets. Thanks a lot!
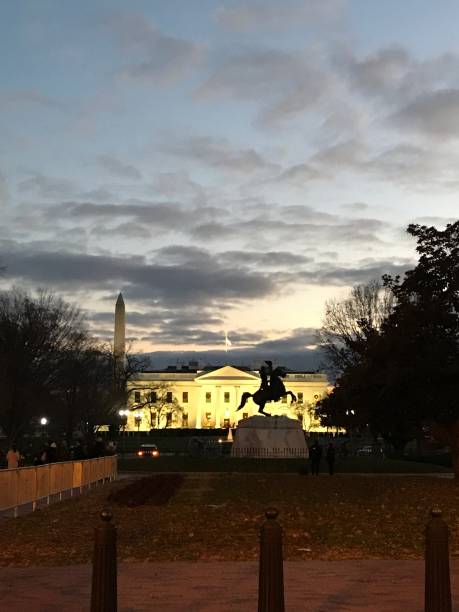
114,295,332,431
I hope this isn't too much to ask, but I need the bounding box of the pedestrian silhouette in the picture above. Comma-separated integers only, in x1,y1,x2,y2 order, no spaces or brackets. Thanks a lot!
309,441,322,476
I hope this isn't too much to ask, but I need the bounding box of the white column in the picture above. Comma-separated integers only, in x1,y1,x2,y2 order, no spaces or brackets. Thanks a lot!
196,386,204,428
215,385,222,428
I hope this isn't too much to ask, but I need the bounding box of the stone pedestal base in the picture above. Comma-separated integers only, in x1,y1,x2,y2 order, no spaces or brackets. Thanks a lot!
231,415,308,458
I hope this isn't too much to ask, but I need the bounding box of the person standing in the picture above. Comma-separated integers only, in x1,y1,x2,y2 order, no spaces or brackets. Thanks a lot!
326,442,336,475
309,440,322,476
7,446,21,469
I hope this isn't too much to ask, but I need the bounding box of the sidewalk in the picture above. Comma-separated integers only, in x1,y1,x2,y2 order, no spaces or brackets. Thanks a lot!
1,560,459,611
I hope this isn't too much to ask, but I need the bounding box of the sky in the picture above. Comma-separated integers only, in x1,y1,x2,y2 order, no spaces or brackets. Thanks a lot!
1,0,459,369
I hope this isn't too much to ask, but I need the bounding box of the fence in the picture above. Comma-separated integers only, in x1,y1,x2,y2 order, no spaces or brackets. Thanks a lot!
0,456,117,517
232,447,308,458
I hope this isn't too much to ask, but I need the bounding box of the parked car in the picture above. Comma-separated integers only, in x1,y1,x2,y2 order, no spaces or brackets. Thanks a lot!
137,444,160,458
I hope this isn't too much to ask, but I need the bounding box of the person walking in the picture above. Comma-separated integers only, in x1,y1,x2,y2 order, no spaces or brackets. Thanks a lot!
326,442,336,475
309,440,322,476
7,446,21,469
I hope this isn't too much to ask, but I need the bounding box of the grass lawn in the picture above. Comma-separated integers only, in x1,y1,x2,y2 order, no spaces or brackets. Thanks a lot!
117,455,452,474
1,473,459,566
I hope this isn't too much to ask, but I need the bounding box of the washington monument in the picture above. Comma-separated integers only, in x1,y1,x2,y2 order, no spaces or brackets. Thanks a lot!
114,292,125,365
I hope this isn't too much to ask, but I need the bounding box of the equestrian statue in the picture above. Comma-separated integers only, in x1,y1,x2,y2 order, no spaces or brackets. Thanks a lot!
236,360,297,416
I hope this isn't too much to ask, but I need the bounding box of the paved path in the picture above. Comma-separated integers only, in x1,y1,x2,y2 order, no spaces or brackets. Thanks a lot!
2,560,459,611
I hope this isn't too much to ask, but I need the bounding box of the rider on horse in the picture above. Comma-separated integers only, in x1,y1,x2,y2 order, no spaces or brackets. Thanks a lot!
237,360,296,416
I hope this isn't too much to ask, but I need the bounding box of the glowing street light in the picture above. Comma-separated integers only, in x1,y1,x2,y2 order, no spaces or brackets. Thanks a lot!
40,417,48,441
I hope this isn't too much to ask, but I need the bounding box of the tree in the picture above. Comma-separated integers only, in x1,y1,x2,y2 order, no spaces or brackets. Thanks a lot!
319,221,459,471
380,222,459,471
128,382,184,429
52,344,125,442
319,281,395,375
0,289,87,443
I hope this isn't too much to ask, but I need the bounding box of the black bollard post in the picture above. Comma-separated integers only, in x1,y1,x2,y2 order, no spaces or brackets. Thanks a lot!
258,507,285,612
91,509,117,612
425,507,452,612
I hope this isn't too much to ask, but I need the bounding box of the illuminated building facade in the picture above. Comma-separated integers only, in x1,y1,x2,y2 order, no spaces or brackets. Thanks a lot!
115,295,331,431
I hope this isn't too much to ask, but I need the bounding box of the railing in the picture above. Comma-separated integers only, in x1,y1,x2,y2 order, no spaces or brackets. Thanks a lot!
0,456,117,517
232,447,308,458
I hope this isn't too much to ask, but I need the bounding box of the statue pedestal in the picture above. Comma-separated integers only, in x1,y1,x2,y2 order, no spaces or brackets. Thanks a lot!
231,415,308,459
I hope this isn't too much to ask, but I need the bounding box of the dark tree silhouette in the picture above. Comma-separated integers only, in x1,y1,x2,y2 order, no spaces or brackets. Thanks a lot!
319,221,459,472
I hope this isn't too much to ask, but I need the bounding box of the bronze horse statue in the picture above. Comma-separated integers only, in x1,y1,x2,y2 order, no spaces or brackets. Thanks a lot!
236,361,297,416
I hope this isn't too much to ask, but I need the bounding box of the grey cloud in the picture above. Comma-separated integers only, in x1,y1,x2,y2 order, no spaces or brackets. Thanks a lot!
337,46,459,108
89,307,224,333
369,143,459,190
162,136,279,174
195,47,333,126
152,171,207,201
153,245,211,266
412,216,458,227
349,47,412,98
105,13,203,84
80,188,114,201
97,155,142,180
0,172,9,207
341,202,369,212
191,222,233,242
218,250,312,268
310,139,368,169
277,163,323,185
53,200,189,229
0,90,66,112
255,328,320,352
283,137,459,192
17,173,77,199
299,258,414,286
393,89,459,138
1,243,274,307
90,222,151,240
191,215,390,248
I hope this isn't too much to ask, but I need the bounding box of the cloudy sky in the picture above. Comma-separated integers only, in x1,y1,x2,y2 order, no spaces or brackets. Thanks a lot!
1,0,458,368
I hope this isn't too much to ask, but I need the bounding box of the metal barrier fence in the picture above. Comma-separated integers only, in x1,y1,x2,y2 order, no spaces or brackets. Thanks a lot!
0,456,117,517
232,447,308,458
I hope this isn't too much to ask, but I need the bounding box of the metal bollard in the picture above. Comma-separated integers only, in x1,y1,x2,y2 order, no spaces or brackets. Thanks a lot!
91,509,117,612
425,507,452,612
258,508,285,612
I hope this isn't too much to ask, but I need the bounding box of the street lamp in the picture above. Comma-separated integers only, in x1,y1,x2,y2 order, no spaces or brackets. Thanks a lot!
118,410,129,456
40,417,48,440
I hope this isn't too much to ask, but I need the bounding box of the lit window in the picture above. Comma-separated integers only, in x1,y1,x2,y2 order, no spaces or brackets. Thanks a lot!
166,412,172,427
134,391,141,403
282,396,287,404
150,391,157,403
182,391,188,403
224,391,230,403
206,392,211,403
297,392,303,403
182,413,189,426
242,412,248,419
223,418,230,428
205,412,212,423
166,392,173,403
